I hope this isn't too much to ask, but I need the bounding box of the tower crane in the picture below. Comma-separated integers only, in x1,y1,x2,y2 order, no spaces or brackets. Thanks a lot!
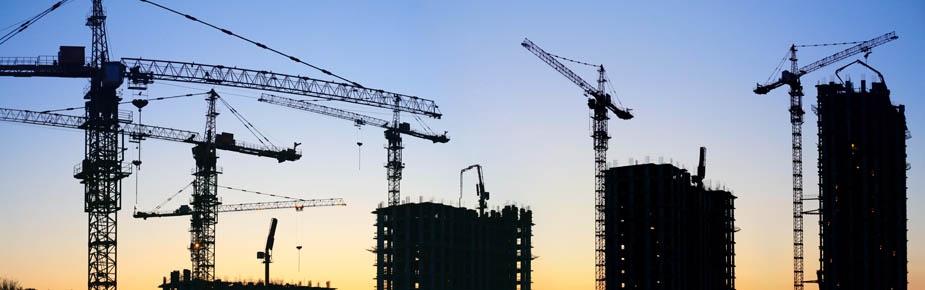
1,52,445,209
258,93,448,206
133,181,344,284
0,1,442,288
460,164,489,216
163,89,302,281
752,31,897,290
522,38,633,290
0,90,303,282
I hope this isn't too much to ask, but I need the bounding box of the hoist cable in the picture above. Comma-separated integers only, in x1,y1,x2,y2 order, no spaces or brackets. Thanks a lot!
0,0,73,46
41,92,208,113
218,185,308,201
138,0,364,87
216,95,276,147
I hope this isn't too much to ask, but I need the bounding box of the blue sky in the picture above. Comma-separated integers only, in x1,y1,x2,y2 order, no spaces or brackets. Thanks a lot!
0,1,922,289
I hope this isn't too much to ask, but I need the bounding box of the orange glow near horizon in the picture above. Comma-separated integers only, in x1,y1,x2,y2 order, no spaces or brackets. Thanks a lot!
1,1,923,290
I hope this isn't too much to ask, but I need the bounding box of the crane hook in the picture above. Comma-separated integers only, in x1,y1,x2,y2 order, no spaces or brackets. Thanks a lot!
356,124,364,170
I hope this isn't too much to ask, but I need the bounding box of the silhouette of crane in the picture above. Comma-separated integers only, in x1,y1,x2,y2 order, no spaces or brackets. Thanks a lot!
258,218,279,286
0,1,130,287
460,164,489,216
522,38,633,290
133,197,346,219
0,107,298,162
0,90,302,282
258,93,448,206
753,31,897,290
0,1,443,287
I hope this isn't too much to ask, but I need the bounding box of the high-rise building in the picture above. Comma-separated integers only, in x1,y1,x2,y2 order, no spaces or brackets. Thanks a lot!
816,80,908,289
374,202,533,290
604,149,735,290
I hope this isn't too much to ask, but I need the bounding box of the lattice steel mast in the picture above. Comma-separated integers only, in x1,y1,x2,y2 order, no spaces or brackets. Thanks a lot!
385,100,404,206
788,46,807,290
80,1,125,289
591,65,609,290
189,90,221,281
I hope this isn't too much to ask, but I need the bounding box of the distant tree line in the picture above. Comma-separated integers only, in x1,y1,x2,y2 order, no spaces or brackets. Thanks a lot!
0,277,23,290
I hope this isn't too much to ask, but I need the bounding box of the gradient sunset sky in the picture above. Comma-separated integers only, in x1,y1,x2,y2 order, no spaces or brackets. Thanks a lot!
0,1,923,289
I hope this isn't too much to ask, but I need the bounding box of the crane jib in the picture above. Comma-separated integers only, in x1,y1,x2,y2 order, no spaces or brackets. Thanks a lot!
755,31,898,94
0,107,301,162
258,93,449,143
1,55,444,118
121,58,442,118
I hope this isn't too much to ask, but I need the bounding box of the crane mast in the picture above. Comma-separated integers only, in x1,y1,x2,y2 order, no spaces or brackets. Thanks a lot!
188,90,221,281
81,1,124,289
753,31,897,290
385,104,404,206
785,44,808,290
590,66,609,290
522,38,632,290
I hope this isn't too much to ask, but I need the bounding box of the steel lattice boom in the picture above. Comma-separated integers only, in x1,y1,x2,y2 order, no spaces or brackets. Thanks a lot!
122,58,442,118
0,57,442,119
521,39,633,120
133,198,346,218
0,107,301,162
755,31,898,95
258,93,448,143
0,56,443,120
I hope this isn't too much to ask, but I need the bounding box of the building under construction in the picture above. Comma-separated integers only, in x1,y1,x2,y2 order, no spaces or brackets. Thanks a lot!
604,149,736,290
373,202,533,290
158,270,335,290
816,80,908,289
